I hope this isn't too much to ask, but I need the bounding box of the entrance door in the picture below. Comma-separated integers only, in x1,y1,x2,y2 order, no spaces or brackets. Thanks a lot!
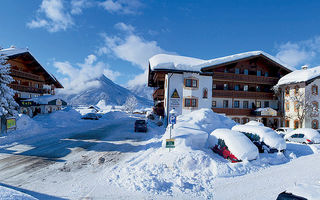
262,118,267,126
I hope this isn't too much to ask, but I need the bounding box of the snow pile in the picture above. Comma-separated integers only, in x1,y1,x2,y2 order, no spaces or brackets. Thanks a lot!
0,185,37,200
245,120,264,126
277,65,320,86
208,129,259,161
15,114,41,133
105,109,238,197
149,54,205,71
285,128,320,143
232,125,286,150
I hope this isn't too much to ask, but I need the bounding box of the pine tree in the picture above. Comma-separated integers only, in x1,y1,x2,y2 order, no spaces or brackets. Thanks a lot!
0,55,18,116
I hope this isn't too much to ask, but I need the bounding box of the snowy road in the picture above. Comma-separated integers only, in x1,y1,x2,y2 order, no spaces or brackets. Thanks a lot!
0,114,164,199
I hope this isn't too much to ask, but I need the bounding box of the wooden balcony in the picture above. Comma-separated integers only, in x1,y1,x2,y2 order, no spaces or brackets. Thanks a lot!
9,84,51,94
10,69,44,82
212,108,254,116
212,90,274,100
213,72,278,85
153,88,164,100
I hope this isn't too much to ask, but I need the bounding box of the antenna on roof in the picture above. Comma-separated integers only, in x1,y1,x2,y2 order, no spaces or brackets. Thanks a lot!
301,65,308,70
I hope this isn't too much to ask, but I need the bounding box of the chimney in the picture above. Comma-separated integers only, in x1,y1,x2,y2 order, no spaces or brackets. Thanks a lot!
301,65,308,70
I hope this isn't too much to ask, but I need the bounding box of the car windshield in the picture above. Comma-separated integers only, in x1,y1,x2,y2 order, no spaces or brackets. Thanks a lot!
136,120,146,124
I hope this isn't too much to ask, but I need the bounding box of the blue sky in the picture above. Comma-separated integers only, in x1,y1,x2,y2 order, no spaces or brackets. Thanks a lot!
1,0,320,91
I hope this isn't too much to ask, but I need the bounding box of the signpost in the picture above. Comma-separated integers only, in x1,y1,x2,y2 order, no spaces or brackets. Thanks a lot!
6,117,16,131
166,109,177,151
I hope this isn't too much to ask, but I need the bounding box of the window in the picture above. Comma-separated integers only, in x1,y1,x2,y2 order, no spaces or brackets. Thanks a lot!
294,101,299,112
232,118,240,123
234,100,240,108
185,78,198,88
285,102,290,111
184,98,198,108
235,68,240,74
265,72,269,77
285,87,290,96
244,69,248,75
213,84,216,89
312,120,319,129
218,139,226,148
256,101,261,108
212,101,216,108
224,68,228,73
243,85,248,91
285,120,290,127
224,84,228,90
243,101,249,109
312,85,318,95
223,100,229,108
242,118,249,124
264,101,269,108
256,85,261,92
234,85,240,91
203,88,208,99
294,120,299,129
34,83,39,88
294,86,299,95
257,70,261,76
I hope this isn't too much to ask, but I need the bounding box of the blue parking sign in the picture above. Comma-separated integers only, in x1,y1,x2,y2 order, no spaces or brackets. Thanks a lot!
169,115,176,124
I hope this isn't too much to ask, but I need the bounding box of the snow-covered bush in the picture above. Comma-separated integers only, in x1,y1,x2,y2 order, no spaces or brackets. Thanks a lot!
122,96,138,113
0,56,18,116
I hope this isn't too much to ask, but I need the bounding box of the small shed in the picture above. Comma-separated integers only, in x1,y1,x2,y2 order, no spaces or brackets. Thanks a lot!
20,95,67,117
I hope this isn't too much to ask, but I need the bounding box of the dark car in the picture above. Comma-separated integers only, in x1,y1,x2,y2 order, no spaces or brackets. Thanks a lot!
276,191,307,200
81,113,99,120
134,120,147,132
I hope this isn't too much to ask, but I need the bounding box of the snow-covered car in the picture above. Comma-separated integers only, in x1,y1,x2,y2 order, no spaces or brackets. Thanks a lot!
134,120,147,132
81,113,99,120
275,127,293,137
232,125,286,153
284,128,320,144
245,120,264,126
277,183,320,200
208,129,259,163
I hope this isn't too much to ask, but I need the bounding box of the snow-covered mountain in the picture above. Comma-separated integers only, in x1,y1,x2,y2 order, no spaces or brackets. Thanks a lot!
127,83,153,100
58,75,152,107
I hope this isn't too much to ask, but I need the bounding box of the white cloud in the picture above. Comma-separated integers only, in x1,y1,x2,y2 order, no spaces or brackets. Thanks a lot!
100,23,167,87
54,54,121,94
276,36,320,68
27,0,74,32
99,0,143,14
70,0,92,15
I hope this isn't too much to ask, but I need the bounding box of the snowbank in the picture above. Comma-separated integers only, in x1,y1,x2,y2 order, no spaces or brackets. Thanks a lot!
0,185,37,200
208,129,259,161
285,128,320,143
232,125,286,150
16,114,42,133
285,182,320,200
162,109,236,150
277,65,320,86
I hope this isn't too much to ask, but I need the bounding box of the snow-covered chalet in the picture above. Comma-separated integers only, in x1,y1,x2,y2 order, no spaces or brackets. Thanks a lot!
0,47,64,116
276,65,320,129
148,51,293,128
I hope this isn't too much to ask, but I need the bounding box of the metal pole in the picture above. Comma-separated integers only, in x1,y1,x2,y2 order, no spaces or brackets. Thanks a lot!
166,73,173,127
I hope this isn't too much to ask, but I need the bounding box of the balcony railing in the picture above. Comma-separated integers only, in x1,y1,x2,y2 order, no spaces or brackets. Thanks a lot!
212,90,274,99
9,84,51,94
10,69,43,82
212,108,254,116
153,88,164,100
213,72,278,85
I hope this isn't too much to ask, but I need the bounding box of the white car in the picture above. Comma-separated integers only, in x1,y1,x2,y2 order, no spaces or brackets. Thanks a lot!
284,128,320,144
275,127,293,137
232,125,286,153
277,182,320,200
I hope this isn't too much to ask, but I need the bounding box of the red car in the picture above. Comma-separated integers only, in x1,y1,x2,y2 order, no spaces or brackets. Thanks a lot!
212,139,241,163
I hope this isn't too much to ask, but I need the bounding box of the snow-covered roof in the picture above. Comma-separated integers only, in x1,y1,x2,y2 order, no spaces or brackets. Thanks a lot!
284,128,320,142
277,65,320,86
149,54,205,71
0,47,28,57
208,129,259,161
232,125,286,150
149,51,294,72
22,95,66,105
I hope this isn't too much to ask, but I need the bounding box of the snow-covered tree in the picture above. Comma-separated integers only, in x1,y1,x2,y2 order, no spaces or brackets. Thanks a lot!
123,96,138,113
0,56,18,116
